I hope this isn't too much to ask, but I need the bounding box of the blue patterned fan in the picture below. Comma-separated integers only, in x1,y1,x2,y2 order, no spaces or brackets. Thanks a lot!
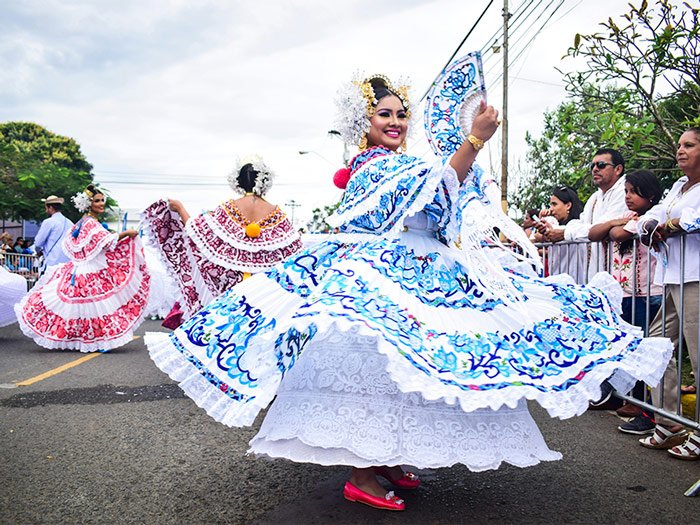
424,52,486,156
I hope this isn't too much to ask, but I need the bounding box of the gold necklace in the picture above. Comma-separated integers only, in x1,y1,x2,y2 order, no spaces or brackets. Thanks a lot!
665,179,700,216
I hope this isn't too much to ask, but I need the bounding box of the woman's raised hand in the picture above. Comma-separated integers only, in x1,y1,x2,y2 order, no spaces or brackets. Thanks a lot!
118,229,139,240
470,100,500,142
450,100,502,182
168,199,183,213
168,198,191,224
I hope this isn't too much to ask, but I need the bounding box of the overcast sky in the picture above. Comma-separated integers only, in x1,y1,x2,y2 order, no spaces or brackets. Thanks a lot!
1,0,640,226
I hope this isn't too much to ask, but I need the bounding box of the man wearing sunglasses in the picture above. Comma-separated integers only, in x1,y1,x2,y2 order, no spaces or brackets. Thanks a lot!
536,148,628,282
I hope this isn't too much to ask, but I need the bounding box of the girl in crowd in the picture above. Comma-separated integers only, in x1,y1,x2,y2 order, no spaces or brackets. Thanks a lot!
16,184,150,352
521,208,539,240
142,156,302,326
636,127,700,459
588,169,663,430
589,170,663,329
145,74,671,511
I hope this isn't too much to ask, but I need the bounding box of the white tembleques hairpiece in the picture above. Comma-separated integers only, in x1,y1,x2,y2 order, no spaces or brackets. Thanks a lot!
333,73,413,150
71,191,92,213
228,154,276,196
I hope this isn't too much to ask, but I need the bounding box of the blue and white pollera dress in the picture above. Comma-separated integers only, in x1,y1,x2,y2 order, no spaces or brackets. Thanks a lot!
145,146,672,471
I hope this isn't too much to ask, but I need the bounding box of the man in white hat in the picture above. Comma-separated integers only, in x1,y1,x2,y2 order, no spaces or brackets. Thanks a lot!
34,195,73,272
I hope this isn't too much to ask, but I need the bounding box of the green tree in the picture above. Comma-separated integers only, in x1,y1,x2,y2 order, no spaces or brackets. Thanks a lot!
307,203,340,233
567,0,699,150
517,0,699,214
0,122,105,223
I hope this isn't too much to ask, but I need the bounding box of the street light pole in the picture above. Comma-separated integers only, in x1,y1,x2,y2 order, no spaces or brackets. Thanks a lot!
298,150,334,166
328,130,350,166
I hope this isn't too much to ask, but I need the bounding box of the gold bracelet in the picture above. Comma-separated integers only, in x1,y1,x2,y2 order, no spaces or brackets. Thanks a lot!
467,134,485,152
666,218,679,232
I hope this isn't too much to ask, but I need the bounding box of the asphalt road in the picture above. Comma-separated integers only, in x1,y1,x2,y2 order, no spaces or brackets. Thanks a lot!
1,320,698,524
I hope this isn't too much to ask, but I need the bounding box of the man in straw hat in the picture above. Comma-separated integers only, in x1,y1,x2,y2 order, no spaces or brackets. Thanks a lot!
34,195,73,272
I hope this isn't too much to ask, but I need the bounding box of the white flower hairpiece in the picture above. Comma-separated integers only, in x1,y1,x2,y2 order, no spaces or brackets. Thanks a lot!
228,154,276,196
333,72,413,150
71,191,92,213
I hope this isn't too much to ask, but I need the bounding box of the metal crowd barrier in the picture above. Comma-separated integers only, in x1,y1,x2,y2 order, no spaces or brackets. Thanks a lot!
1,251,41,290
536,231,699,496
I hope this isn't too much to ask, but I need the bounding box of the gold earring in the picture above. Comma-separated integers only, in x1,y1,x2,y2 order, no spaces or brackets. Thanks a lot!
359,135,368,151
401,140,407,153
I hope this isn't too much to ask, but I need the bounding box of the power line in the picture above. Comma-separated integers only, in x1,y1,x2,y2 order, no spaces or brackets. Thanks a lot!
488,1,568,87
485,0,552,75
479,0,534,55
482,0,540,54
411,0,554,150
511,76,563,87
97,180,324,187
479,0,543,70
419,0,495,103
96,169,204,177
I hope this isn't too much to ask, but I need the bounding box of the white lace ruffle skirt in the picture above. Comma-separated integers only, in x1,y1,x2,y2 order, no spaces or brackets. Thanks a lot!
250,329,562,471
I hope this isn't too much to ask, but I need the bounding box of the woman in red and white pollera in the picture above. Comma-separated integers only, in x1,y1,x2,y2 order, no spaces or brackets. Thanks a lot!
16,184,150,352
142,155,302,326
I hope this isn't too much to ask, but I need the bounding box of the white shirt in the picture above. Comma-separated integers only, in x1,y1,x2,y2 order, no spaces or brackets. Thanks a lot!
563,175,628,281
34,212,73,270
637,176,700,285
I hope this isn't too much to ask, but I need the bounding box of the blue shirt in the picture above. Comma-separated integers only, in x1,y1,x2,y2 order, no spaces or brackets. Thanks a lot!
34,212,74,270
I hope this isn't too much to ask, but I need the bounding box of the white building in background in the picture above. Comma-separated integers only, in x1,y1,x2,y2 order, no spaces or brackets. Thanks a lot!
105,208,142,233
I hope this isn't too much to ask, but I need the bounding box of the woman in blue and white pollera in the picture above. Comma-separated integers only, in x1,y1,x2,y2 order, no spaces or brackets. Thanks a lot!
145,73,671,512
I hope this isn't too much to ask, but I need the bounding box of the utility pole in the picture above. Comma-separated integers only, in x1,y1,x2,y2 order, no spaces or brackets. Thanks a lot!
286,199,301,227
501,0,510,214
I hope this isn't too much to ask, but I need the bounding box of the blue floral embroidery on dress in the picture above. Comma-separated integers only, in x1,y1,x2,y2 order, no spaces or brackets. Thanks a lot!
179,293,277,390
169,332,249,402
158,132,650,417
268,239,500,311
285,266,644,394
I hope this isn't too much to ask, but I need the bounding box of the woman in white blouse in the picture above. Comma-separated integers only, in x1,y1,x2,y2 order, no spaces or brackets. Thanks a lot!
636,127,700,460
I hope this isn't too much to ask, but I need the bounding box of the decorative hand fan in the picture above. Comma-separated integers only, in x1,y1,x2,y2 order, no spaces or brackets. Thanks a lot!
424,52,486,156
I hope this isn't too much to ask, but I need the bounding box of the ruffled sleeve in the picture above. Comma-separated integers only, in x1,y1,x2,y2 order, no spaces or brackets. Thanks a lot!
186,202,302,272
327,148,458,239
62,217,118,263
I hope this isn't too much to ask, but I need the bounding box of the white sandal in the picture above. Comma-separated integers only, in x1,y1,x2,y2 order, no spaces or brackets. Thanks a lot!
668,433,700,460
639,425,687,450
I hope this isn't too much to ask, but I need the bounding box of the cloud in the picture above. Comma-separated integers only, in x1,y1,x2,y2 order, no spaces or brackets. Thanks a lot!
1,0,642,224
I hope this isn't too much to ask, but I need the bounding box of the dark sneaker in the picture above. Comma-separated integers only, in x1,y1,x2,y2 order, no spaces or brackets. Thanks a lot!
616,403,642,418
589,381,622,410
618,415,655,435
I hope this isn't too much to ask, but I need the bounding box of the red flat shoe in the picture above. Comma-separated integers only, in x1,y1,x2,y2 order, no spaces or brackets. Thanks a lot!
343,481,405,511
374,466,421,489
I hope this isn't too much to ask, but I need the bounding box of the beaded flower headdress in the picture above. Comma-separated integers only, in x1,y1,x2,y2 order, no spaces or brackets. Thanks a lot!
228,154,276,196
334,73,412,151
71,186,96,213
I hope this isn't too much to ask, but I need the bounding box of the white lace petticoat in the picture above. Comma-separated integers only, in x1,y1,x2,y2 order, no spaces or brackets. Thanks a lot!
250,329,562,471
